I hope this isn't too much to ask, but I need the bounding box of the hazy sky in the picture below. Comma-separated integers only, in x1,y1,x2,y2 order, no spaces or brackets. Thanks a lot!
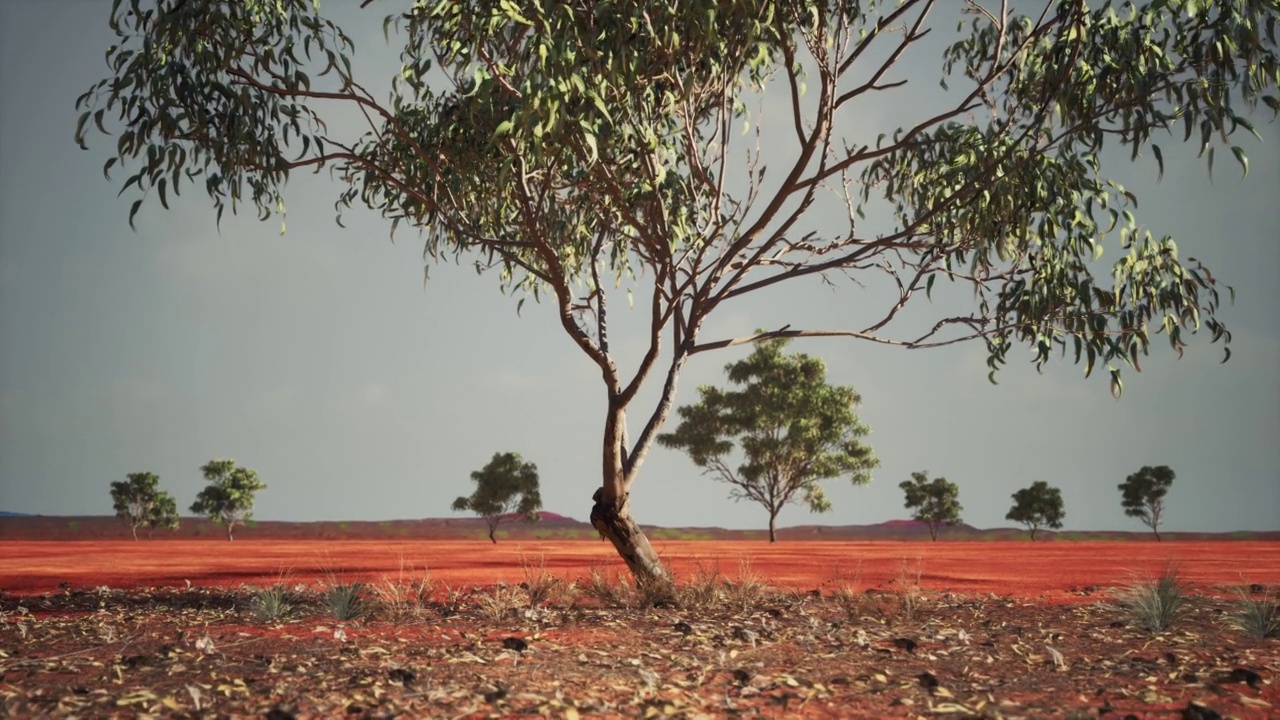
1,2,1277,534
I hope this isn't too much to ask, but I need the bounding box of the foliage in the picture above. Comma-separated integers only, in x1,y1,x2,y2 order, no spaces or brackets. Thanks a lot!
1118,465,1175,541
899,472,963,541
1114,565,1189,633
109,471,180,540
452,452,543,543
658,338,877,542
1231,585,1280,638
246,584,294,623
75,0,1279,579
1006,481,1066,540
190,459,267,541
323,582,367,621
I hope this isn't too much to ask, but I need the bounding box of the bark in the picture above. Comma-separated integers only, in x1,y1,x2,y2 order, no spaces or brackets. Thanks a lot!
591,487,668,583
131,525,138,541
768,513,778,543
227,522,235,541
488,522,498,544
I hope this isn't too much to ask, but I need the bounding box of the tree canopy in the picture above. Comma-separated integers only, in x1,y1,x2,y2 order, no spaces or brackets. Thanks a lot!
899,471,963,541
1006,480,1066,540
1118,465,1175,540
109,471,180,540
190,459,266,541
453,451,543,543
75,0,1279,579
658,338,876,542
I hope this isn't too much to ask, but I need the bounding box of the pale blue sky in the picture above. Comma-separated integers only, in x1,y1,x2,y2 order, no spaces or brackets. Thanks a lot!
1,2,1277,533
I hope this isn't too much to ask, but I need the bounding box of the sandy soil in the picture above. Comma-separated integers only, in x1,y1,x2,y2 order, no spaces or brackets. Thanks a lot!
3,539,1277,599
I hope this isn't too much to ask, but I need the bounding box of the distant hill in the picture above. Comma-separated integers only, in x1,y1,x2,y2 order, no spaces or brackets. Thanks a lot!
1,513,1276,542
0,511,31,518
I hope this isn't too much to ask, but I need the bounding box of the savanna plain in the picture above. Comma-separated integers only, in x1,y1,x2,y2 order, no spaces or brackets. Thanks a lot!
2,537,1277,719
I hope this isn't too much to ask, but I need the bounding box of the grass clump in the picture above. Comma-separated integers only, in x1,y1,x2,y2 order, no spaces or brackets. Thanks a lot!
246,584,294,622
370,559,435,620
678,561,725,609
723,559,769,611
520,553,573,608
1231,583,1279,638
324,582,368,621
476,584,526,622
582,566,635,608
1115,565,1190,633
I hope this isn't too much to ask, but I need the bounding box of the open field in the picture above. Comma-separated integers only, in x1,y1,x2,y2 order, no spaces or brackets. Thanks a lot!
2,539,1279,599
2,540,1277,718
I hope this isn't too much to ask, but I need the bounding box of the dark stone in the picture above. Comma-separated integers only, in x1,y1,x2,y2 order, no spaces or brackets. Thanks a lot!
892,637,918,653
673,621,693,635
501,636,528,652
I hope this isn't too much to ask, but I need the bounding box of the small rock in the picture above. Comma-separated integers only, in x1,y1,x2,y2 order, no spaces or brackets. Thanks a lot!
265,709,296,720
892,637,918,653
388,667,415,686
501,637,528,652
1181,702,1222,720
1225,667,1262,689
916,672,939,693
482,685,507,703
673,621,693,635
1249,583,1265,594
732,668,751,686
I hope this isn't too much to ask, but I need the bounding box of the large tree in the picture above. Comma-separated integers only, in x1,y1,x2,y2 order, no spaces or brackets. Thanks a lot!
899,471,964,540
1118,465,1175,541
658,338,876,542
109,471,180,540
1006,480,1065,540
75,0,1278,580
190,459,266,541
453,451,543,543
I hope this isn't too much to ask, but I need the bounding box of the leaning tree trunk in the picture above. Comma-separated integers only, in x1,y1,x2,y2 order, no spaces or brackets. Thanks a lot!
591,487,668,583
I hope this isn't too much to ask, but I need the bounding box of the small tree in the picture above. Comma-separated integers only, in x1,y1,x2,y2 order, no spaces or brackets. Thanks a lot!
1119,465,1175,541
109,472,180,540
1006,481,1065,541
190,459,266,541
658,338,877,542
899,472,963,541
453,452,543,543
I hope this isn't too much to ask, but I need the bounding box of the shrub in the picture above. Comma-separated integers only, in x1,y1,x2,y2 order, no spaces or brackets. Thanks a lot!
1231,584,1279,638
246,584,293,622
1114,565,1189,633
324,582,367,621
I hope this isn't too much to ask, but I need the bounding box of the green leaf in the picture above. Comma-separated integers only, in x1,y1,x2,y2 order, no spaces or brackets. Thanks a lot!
1151,144,1164,181
128,198,143,231
1230,146,1249,178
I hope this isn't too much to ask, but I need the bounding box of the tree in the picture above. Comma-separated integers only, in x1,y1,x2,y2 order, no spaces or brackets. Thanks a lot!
452,452,543,543
1118,465,1175,541
658,338,876,542
190,459,266,541
899,472,963,541
75,1,1278,581
1006,481,1065,541
109,472,180,540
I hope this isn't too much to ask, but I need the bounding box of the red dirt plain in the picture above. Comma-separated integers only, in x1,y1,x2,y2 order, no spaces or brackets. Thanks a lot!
3,539,1278,599
3,540,1277,718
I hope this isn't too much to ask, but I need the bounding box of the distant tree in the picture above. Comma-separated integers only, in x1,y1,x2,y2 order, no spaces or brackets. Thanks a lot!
453,452,543,543
145,492,181,539
1006,481,1065,541
658,338,877,542
899,472,963,541
190,459,266,541
109,472,180,540
1119,465,1175,541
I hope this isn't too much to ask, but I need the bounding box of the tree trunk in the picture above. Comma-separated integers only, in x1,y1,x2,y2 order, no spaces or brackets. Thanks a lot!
1154,529,1161,542
929,522,939,541
131,525,138,541
591,488,668,583
488,524,497,544
227,522,235,541
768,512,777,543
1030,527,1037,541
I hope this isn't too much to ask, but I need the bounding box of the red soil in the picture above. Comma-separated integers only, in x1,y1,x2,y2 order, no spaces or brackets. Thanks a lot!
3,539,1276,599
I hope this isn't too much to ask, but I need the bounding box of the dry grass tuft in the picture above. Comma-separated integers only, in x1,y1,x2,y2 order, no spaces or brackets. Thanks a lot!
475,583,526,622
369,559,436,621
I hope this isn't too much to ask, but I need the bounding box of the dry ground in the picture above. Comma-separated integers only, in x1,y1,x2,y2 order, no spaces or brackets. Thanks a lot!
2,540,1277,718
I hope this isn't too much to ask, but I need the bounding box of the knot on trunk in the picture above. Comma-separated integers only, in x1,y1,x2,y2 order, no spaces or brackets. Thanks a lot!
590,487,631,543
